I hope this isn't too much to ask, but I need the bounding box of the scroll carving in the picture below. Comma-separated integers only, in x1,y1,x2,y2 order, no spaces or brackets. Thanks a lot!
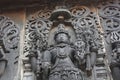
23,6,107,80
0,16,20,79
98,0,120,80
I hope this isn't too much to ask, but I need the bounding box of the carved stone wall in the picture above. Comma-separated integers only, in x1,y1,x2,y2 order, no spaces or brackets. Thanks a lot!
0,9,25,80
98,0,120,80
0,0,119,80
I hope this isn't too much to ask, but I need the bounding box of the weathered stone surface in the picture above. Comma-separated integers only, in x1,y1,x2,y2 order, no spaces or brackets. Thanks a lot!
0,0,119,80
98,0,120,80
0,9,25,80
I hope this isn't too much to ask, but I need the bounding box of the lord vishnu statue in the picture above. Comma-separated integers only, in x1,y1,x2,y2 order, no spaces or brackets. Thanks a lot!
42,24,85,80
29,22,98,80
28,7,98,80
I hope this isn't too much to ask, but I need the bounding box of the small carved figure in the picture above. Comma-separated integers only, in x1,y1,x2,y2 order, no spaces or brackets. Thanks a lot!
42,24,85,80
110,31,120,80
29,23,98,80
110,41,120,80
83,27,97,76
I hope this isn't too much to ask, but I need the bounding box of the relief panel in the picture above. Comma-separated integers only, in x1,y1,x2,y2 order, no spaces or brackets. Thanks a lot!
98,0,120,80
22,5,110,80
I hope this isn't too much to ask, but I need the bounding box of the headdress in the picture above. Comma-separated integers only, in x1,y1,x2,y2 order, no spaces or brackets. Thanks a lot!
54,24,70,39
49,6,71,21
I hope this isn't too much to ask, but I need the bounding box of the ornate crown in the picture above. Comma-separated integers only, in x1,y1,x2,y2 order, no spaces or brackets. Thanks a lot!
49,6,71,21
54,24,70,39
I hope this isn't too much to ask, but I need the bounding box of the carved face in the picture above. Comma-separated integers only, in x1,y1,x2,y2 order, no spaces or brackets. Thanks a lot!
55,33,70,43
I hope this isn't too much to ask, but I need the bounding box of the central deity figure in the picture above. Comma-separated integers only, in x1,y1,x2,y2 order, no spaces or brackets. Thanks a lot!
42,24,85,80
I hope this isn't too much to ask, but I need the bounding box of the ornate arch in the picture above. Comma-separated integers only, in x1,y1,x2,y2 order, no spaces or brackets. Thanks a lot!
23,5,110,80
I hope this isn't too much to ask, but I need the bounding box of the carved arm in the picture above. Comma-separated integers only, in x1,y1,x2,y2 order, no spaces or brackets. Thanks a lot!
0,46,7,77
42,50,51,80
89,40,98,67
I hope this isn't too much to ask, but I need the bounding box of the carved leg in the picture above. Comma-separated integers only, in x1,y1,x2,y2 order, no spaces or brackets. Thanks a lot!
30,57,37,72
23,72,36,80
0,60,7,77
90,52,96,67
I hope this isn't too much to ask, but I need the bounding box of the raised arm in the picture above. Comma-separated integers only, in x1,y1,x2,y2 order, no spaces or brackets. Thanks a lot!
0,46,7,77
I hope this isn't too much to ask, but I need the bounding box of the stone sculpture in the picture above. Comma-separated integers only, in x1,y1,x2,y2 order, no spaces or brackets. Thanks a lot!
24,6,100,80
98,0,120,79
0,16,20,80
110,32,120,80
29,23,98,80
42,23,85,80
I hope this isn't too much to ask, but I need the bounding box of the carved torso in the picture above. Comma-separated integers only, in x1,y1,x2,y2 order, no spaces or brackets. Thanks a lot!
43,43,84,80
50,44,76,72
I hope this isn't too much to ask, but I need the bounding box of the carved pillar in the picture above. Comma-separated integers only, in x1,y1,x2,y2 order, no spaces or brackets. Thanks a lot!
98,0,120,80
0,15,20,80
